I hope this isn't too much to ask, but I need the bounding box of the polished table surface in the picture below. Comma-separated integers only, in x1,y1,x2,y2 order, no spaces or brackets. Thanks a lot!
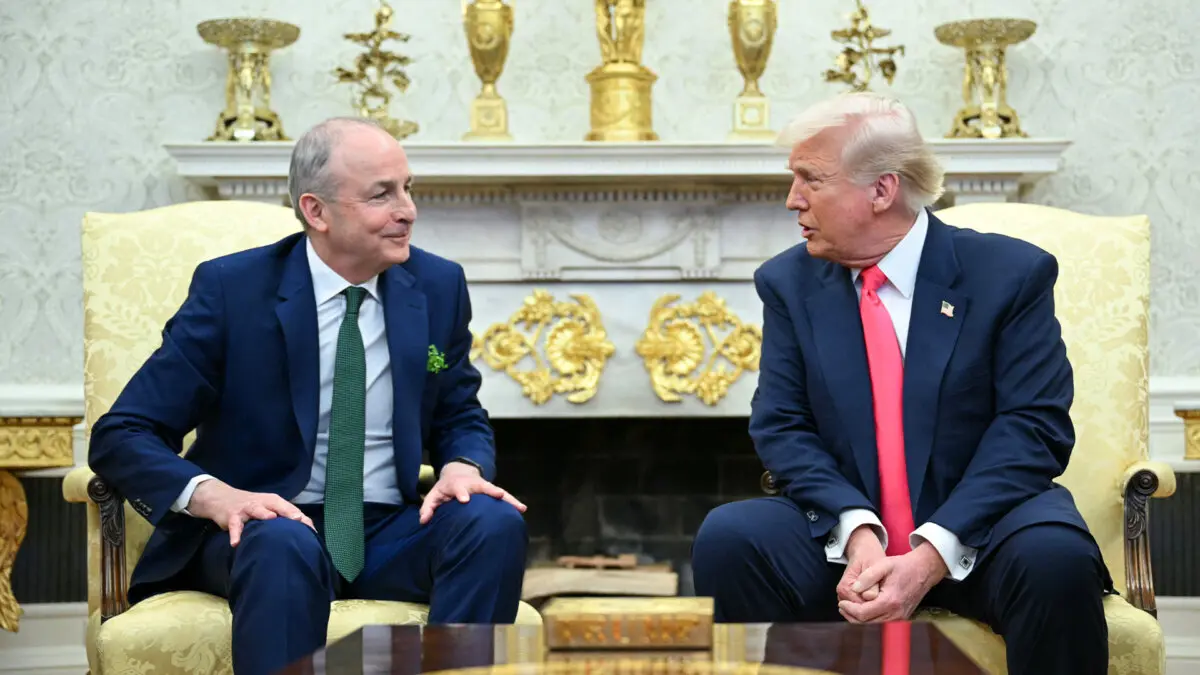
278,621,985,674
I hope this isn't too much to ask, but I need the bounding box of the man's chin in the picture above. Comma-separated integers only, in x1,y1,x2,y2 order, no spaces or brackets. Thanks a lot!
382,238,410,263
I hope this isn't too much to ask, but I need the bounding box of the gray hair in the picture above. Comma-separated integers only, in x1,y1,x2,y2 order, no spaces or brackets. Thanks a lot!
288,116,388,227
776,92,945,213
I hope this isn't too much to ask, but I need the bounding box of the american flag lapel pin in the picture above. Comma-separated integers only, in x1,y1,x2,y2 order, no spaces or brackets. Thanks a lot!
940,300,955,318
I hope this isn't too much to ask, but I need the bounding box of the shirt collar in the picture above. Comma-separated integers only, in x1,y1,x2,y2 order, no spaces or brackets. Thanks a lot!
850,207,928,299
305,237,381,306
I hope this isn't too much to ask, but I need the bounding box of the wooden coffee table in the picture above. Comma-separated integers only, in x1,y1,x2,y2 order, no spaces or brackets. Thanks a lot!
277,621,985,674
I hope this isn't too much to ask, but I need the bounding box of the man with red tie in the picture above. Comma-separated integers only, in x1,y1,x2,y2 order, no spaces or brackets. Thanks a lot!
691,92,1110,675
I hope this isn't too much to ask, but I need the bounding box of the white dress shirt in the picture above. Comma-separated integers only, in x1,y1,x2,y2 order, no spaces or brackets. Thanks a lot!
172,238,402,513
821,208,979,581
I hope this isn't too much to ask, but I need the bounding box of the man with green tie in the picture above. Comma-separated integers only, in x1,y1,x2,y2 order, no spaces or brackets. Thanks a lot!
88,117,528,675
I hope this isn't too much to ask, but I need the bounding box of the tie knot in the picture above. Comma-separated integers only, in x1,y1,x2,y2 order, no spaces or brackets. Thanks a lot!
343,286,367,315
860,265,888,293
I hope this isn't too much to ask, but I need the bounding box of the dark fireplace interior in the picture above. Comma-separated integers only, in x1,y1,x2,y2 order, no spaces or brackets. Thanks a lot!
491,416,762,596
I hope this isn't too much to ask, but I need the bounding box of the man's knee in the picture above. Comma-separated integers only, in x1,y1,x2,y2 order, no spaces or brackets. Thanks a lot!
694,500,767,562
999,525,1105,597
438,497,527,545
237,517,325,565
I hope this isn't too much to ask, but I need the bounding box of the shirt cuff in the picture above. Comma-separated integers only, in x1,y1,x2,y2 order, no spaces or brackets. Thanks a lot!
172,474,215,516
911,522,977,581
825,509,886,564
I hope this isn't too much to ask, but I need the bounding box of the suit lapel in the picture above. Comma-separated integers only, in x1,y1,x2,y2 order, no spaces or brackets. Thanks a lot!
903,214,966,507
382,264,428,456
805,262,880,505
275,239,320,458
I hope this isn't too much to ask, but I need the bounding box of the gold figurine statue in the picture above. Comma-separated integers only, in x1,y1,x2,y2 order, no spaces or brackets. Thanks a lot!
335,1,418,140
823,0,903,92
198,18,299,142
936,18,1036,139
462,0,515,141
727,0,778,141
586,0,658,142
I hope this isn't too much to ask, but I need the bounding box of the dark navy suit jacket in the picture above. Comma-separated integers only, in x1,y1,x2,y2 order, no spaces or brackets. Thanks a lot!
751,212,1101,573
88,232,495,602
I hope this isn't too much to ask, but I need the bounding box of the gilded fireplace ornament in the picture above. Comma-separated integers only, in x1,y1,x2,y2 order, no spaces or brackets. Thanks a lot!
586,0,658,141
335,1,419,140
823,0,903,92
198,18,299,142
462,0,516,141
936,18,1036,139
471,291,616,405
635,292,762,406
727,0,779,141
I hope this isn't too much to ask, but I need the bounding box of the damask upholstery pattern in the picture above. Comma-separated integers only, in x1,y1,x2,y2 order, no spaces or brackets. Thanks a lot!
918,202,1170,674
2,0,1199,383
75,201,540,675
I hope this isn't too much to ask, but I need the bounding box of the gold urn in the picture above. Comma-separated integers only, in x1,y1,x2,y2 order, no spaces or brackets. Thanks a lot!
198,18,299,142
586,0,658,142
727,0,778,141
936,18,1037,139
462,0,515,141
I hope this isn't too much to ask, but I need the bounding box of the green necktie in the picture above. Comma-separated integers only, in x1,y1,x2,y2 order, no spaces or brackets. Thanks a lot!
325,286,367,582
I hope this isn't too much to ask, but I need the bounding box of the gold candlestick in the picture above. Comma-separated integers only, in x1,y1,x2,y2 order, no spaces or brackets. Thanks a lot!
462,0,515,141
335,1,419,140
727,0,778,141
822,0,903,93
936,18,1036,139
198,18,299,142
586,0,658,142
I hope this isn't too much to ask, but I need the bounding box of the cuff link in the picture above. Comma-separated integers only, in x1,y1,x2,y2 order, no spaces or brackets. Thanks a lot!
959,555,973,569
826,534,838,549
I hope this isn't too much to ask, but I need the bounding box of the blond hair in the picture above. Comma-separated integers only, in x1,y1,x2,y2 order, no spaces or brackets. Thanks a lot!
777,92,945,213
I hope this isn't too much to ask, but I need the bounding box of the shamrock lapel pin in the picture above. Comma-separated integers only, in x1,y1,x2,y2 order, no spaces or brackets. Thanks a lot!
427,345,448,374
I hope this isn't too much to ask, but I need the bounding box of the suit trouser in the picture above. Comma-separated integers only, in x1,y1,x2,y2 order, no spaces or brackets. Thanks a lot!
180,497,528,675
692,496,1110,675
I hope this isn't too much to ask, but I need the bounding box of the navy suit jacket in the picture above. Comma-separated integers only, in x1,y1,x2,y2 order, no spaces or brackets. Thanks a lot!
751,212,1098,571
88,232,495,602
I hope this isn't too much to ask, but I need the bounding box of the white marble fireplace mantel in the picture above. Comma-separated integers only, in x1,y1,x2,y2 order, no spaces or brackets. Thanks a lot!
163,139,1069,419
164,138,1069,205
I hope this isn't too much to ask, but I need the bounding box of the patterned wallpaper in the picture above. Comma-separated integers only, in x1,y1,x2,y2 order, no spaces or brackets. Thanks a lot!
1,0,1197,384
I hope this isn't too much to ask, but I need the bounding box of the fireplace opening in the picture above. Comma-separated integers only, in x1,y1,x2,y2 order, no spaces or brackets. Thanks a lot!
490,416,762,598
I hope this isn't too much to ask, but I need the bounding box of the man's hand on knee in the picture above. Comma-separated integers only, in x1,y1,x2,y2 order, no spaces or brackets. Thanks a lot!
838,541,947,624
419,462,527,525
187,479,315,546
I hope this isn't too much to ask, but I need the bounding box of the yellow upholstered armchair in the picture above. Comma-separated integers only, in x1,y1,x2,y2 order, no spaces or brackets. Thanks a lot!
760,202,1174,675
61,201,541,675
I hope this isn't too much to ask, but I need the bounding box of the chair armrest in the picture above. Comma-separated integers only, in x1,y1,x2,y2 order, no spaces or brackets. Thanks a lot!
1122,461,1176,618
62,466,96,503
63,467,130,622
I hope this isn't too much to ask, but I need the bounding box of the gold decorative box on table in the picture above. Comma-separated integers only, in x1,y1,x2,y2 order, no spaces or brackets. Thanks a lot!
0,416,80,632
541,596,713,651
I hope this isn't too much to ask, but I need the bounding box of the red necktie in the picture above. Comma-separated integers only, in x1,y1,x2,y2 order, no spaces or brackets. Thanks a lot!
859,265,914,556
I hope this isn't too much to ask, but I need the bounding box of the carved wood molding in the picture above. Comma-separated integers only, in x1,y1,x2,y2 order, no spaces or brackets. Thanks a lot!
1124,468,1159,617
87,474,129,622
0,417,80,469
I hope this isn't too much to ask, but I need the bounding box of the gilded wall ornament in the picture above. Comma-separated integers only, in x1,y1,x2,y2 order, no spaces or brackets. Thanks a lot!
635,291,761,405
471,290,616,404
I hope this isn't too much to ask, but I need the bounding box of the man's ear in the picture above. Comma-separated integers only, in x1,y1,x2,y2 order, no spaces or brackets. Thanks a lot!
871,173,901,213
298,193,331,233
